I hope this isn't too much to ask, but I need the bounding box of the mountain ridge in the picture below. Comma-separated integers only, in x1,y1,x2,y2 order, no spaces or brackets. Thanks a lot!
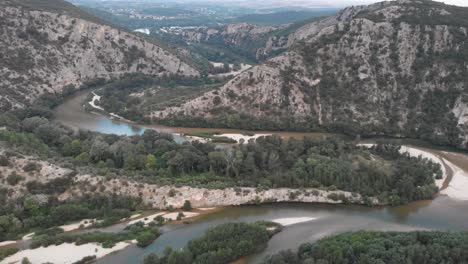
0,0,199,110
151,0,468,149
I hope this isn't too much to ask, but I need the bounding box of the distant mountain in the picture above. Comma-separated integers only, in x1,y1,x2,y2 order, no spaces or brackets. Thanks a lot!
152,0,468,149
0,0,198,110
229,10,339,26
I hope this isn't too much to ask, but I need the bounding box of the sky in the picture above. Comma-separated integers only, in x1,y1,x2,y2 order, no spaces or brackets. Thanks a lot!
356,0,468,6
86,0,468,8
170,0,468,8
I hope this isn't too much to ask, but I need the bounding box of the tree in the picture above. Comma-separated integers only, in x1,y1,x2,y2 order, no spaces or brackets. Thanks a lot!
136,231,158,247
146,154,158,170
0,215,22,241
208,151,227,175
143,253,161,264
183,200,192,211
89,138,110,162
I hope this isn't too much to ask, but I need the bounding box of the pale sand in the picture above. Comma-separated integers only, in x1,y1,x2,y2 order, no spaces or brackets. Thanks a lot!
134,28,150,35
1,241,135,264
162,212,199,221
197,207,217,211
88,92,104,111
272,217,316,226
181,134,209,143
129,213,142,219
217,133,272,143
0,241,16,247
22,233,34,240
127,211,200,225
127,212,166,226
59,219,98,232
210,61,224,68
441,160,468,200
209,63,252,77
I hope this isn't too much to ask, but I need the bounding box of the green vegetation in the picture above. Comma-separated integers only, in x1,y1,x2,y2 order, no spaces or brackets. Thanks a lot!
294,4,468,149
183,200,192,211
262,231,468,264
92,74,224,123
30,222,159,249
229,10,338,26
0,193,143,242
0,248,19,262
0,93,441,206
143,221,281,264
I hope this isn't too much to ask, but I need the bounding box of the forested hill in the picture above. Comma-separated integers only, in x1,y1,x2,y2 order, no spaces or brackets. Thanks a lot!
0,0,198,110
152,0,468,150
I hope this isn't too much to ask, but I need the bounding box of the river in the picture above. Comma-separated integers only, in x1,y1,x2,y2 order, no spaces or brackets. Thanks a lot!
52,91,468,264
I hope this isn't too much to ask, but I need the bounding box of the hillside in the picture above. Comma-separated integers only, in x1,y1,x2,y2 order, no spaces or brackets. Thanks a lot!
151,0,468,149
0,0,198,110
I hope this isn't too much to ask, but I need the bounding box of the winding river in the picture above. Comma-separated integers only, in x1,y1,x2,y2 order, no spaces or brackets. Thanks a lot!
52,91,468,264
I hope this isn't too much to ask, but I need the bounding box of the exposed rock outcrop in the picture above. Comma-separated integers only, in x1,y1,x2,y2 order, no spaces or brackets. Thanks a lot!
152,0,468,149
0,0,198,110
181,23,277,46
69,175,372,208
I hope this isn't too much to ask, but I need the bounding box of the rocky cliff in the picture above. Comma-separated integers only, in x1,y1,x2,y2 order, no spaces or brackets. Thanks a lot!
68,175,371,208
0,0,198,110
152,0,468,149
181,23,277,46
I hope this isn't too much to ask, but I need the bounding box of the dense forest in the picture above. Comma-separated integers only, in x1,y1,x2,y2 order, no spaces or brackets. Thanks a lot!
0,89,441,206
262,231,468,264
143,221,281,264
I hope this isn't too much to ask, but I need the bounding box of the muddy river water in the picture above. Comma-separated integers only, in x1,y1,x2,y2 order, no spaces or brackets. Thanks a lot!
52,91,468,264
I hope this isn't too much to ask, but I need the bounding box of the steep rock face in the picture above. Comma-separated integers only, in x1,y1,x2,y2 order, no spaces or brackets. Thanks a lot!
257,3,370,58
181,23,277,46
0,1,198,110
152,0,468,149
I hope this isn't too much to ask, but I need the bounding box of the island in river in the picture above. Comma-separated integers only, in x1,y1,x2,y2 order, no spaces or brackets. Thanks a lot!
1,90,468,264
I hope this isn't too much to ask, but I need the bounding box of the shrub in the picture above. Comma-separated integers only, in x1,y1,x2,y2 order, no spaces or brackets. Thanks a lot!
0,155,10,167
7,172,23,186
183,200,192,211
213,96,222,105
176,212,185,220
327,193,340,201
23,162,40,172
136,229,160,248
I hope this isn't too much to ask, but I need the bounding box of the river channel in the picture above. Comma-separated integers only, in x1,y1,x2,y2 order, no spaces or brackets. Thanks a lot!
52,91,468,264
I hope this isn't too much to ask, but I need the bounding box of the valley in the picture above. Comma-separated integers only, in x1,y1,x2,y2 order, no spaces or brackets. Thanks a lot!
1,0,468,263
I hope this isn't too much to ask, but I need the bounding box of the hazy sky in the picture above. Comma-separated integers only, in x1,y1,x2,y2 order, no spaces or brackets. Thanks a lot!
357,0,468,6
172,0,468,8
84,0,468,8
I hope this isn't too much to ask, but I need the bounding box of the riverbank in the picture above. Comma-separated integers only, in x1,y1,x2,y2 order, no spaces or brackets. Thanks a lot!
0,208,215,263
440,151,468,200
359,144,450,191
70,174,372,209
1,241,135,264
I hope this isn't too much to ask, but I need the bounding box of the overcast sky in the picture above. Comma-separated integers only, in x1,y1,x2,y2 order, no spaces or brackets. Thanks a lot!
356,0,468,6
84,0,468,8
170,0,468,8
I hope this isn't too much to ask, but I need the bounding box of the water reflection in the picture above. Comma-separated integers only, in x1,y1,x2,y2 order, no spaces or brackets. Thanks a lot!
53,91,468,264
52,91,185,142
97,198,468,264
